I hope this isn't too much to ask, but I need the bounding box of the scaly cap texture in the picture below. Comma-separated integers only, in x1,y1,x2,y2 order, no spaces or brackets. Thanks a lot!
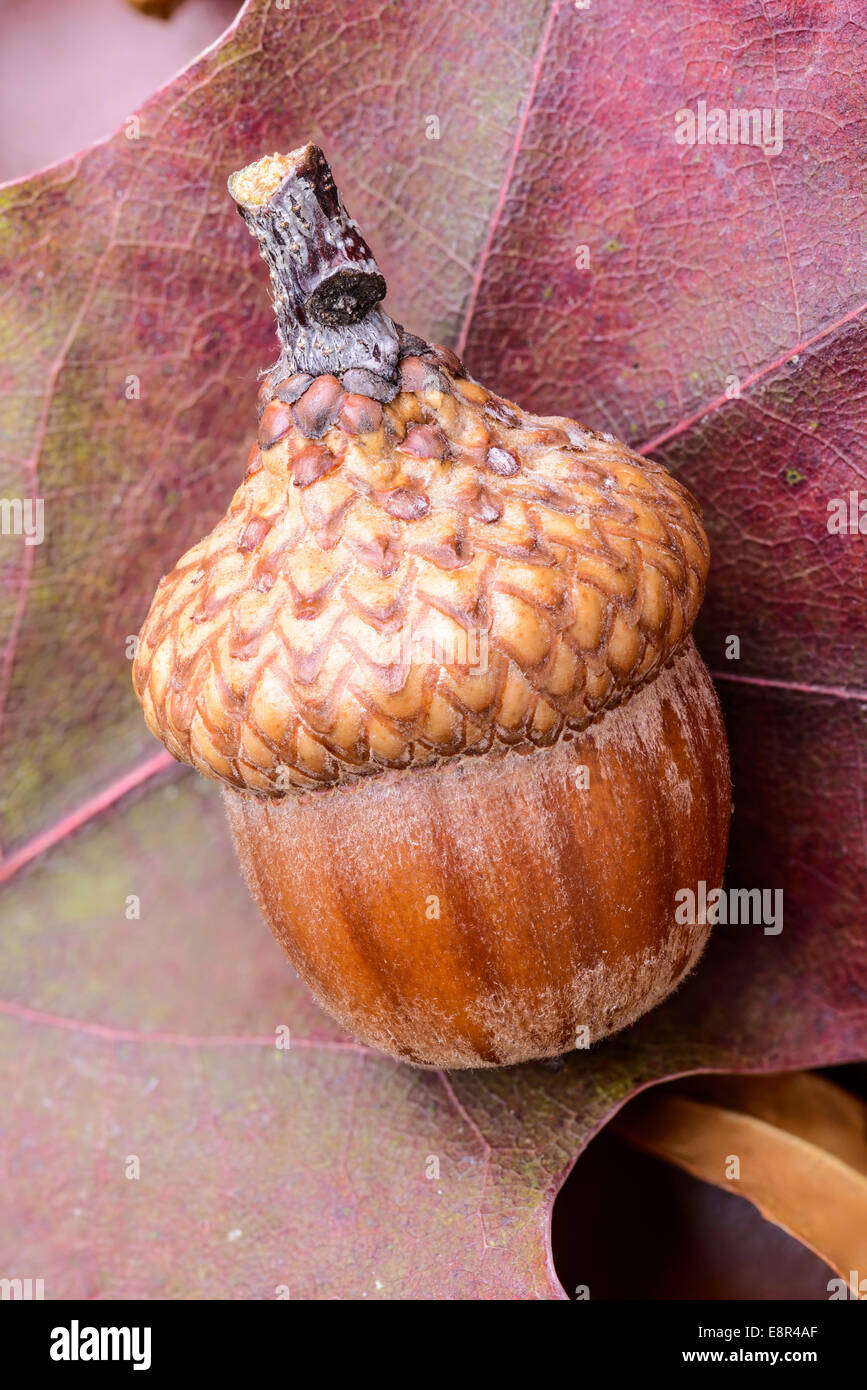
133,148,710,794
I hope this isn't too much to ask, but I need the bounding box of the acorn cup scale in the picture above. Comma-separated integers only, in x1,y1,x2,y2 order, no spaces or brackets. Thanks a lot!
133,145,731,1069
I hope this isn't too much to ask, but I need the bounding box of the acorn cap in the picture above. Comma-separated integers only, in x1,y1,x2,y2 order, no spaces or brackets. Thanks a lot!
133,149,710,794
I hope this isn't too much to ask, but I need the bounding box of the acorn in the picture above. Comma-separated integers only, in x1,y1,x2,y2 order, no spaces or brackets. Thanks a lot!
133,145,731,1068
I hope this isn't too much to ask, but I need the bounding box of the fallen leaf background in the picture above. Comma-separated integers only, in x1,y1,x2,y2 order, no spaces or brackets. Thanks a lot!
0,0,865,1298
555,1086,855,1301
0,0,240,185
612,1073,867,1296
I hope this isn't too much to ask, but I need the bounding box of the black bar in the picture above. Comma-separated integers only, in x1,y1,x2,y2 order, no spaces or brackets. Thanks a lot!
2,1298,862,1375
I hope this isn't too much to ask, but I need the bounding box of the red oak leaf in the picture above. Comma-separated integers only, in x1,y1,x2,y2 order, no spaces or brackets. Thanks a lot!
0,0,864,1298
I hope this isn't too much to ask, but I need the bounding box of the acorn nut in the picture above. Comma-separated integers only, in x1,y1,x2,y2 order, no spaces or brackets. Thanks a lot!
133,145,731,1069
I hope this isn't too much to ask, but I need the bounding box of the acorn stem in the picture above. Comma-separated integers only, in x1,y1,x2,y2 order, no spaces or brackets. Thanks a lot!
229,145,401,394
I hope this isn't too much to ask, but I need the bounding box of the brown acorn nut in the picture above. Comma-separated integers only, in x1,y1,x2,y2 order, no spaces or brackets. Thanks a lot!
133,145,731,1069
